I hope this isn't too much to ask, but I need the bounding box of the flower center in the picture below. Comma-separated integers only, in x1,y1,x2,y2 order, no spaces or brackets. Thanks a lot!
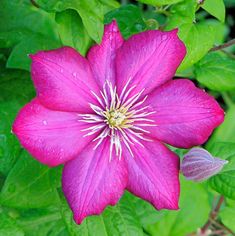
79,79,155,160
105,109,126,128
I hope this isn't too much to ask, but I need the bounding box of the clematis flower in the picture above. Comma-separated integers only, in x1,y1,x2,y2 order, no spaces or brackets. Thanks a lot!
12,21,224,224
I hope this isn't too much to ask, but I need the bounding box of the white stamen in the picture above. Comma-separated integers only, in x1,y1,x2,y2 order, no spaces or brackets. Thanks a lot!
79,80,155,159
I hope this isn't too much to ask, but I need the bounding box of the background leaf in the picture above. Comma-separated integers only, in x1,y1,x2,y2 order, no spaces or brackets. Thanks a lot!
201,0,226,23
137,0,182,6
195,52,235,91
0,151,62,208
105,5,147,39
35,0,119,43
166,0,217,72
55,9,92,56
208,142,235,200
144,177,210,236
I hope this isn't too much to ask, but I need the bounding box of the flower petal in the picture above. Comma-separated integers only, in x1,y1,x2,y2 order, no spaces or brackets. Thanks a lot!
88,20,124,87
62,138,128,224
124,140,180,210
144,79,224,148
116,29,186,97
30,46,100,113
12,99,95,166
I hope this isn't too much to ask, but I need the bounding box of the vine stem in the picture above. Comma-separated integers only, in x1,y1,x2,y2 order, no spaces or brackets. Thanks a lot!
210,39,235,52
200,196,224,234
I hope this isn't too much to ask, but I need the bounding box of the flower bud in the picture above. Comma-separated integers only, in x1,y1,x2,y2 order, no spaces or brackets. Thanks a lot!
181,147,228,182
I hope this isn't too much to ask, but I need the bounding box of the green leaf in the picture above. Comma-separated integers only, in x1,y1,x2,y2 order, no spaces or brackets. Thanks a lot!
0,212,24,236
208,142,235,199
61,192,144,236
195,52,235,91
145,177,210,236
201,0,226,23
0,0,58,48
0,72,35,176
17,207,68,236
219,200,235,232
55,9,92,56
178,22,216,72
166,0,216,72
7,34,61,71
105,5,147,39
207,105,235,147
0,151,62,208
137,0,182,6
35,0,119,43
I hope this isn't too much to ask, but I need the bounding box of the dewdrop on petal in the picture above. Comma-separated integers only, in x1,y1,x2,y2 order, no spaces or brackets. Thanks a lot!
181,147,228,182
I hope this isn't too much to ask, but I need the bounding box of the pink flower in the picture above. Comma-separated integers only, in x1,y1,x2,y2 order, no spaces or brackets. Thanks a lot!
13,21,224,224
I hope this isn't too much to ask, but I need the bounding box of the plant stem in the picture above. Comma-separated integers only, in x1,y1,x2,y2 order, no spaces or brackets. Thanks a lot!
210,39,235,52
210,218,235,236
200,196,224,234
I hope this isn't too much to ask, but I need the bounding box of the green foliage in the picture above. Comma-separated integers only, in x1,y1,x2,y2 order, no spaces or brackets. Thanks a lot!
137,0,182,6
55,9,92,56
208,143,235,200
0,0,60,71
62,193,144,235
166,0,217,72
195,52,235,91
219,200,235,232
105,5,147,38
0,212,24,236
0,151,62,208
0,0,235,235
35,0,119,43
0,71,34,176
144,178,210,236
201,0,226,23
208,105,235,147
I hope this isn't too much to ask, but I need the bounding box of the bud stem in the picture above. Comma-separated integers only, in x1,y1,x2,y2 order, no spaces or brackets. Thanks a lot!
200,196,224,234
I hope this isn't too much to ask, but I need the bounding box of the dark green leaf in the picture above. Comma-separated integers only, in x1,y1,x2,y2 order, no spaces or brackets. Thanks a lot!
0,72,34,176
0,0,58,48
0,151,61,208
105,5,147,39
17,207,67,236
0,212,24,236
7,34,61,71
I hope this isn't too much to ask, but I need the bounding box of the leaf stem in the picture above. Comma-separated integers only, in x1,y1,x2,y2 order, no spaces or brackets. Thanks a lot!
210,39,235,52
210,218,235,236
200,196,224,234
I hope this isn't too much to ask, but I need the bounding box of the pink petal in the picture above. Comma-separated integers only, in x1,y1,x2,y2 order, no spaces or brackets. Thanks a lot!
88,20,124,87
124,140,180,210
144,79,224,148
30,46,100,113
62,138,128,224
12,99,96,166
116,29,186,97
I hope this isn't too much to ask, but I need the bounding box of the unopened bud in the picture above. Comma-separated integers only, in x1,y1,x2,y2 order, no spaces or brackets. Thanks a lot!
181,147,228,182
